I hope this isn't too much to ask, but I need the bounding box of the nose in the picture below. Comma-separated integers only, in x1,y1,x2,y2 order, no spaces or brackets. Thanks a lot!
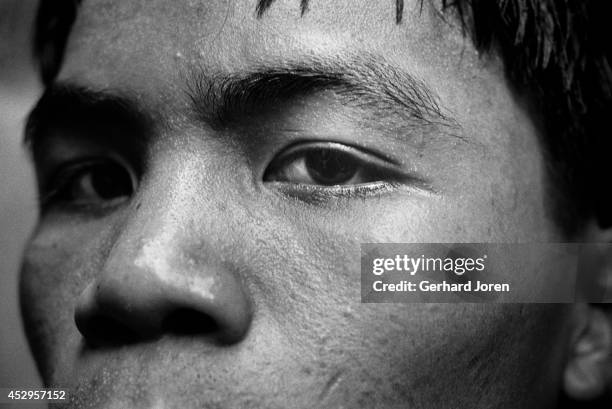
74,234,252,347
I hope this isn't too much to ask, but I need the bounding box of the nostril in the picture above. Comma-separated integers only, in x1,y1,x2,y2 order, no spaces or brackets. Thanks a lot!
74,262,252,347
76,315,143,348
161,308,219,336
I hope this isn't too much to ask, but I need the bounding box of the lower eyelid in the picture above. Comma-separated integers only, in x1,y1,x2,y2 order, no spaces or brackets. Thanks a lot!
265,175,437,204
266,181,402,202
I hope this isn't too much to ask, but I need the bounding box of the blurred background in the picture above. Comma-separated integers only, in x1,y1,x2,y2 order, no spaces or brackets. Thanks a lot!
0,0,44,407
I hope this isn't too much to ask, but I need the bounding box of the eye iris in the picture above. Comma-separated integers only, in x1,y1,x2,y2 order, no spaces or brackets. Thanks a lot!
304,149,359,185
86,163,133,200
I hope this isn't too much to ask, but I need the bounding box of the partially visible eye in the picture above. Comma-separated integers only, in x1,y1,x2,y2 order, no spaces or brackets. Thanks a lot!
43,158,136,210
264,142,398,187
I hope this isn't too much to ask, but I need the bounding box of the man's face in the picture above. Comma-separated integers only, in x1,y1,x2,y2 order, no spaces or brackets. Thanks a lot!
21,0,578,408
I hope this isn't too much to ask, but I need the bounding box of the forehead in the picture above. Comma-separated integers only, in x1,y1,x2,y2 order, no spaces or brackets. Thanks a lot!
60,0,479,89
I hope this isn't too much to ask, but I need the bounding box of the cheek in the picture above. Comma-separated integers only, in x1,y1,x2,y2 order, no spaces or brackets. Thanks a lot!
21,250,76,384
277,302,569,407
249,211,561,405
20,220,116,384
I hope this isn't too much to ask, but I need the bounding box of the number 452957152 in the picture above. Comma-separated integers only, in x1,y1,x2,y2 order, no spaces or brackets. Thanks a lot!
5,389,66,401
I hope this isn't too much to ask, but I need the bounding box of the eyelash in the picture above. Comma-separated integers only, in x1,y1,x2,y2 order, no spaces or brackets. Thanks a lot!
40,157,134,213
263,141,408,200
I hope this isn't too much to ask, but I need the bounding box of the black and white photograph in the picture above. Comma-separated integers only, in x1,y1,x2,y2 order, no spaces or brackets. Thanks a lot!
1,0,611,408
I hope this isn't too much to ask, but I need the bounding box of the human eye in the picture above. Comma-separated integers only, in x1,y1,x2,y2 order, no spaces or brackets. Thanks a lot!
40,157,136,213
263,141,410,199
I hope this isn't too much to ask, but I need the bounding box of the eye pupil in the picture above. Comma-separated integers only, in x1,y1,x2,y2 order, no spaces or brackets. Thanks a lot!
304,149,359,185
90,164,133,199
66,162,134,205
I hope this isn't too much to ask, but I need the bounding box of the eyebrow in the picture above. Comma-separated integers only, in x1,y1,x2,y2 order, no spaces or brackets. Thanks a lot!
25,54,460,152
186,54,459,133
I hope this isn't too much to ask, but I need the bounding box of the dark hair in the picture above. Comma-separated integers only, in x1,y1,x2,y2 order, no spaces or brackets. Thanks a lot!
33,0,612,235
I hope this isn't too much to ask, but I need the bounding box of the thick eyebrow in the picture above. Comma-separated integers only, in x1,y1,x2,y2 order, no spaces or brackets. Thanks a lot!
186,54,460,133
26,56,459,152
24,84,149,152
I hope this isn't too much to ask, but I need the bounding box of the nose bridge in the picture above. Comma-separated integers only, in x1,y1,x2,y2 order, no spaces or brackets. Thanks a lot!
74,169,253,346
124,151,226,271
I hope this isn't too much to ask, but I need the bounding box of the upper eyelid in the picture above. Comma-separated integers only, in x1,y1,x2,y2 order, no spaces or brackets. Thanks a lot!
264,141,400,183
265,141,437,194
270,140,401,166
42,152,135,184
39,156,136,203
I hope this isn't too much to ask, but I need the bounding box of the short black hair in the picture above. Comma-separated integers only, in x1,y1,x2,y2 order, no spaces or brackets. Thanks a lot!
33,0,612,235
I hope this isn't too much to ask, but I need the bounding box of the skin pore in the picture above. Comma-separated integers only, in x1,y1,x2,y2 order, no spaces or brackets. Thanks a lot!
19,0,602,408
